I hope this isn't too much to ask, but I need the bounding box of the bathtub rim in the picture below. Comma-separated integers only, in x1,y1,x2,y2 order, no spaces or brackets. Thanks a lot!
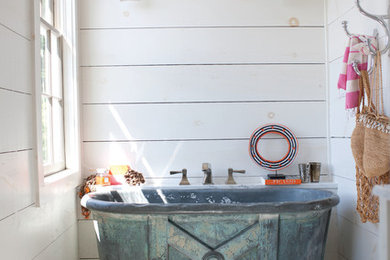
81,186,339,214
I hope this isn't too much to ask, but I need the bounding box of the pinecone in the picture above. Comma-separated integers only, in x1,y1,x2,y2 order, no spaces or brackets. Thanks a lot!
124,169,145,186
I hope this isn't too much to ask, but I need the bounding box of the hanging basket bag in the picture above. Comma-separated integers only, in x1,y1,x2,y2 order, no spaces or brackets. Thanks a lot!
351,53,390,223
351,53,390,178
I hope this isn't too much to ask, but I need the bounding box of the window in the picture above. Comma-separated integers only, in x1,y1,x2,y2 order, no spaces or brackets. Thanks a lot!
39,0,65,175
34,0,79,202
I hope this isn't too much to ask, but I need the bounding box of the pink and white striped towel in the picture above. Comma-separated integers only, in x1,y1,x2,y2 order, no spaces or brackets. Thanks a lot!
338,35,377,109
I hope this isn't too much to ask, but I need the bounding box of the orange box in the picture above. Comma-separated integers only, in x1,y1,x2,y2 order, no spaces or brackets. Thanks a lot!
265,179,302,185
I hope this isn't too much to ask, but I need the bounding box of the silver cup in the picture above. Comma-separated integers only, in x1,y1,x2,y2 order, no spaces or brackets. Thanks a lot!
298,163,310,183
309,162,321,182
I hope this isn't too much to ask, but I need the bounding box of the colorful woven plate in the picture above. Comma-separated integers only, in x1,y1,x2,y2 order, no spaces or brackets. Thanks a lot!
249,124,299,171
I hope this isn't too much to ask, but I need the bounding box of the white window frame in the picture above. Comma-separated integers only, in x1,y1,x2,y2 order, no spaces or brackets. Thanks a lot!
40,16,66,175
33,0,80,204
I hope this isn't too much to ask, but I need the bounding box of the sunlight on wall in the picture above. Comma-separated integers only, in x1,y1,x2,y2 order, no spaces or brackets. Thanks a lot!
109,105,160,178
160,142,183,178
108,105,136,143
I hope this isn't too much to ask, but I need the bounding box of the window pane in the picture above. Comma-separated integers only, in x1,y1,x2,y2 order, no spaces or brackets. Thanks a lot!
51,34,62,99
40,27,51,94
41,96,52,165
54,0,63,31
52,98,65,167
40,0,54,25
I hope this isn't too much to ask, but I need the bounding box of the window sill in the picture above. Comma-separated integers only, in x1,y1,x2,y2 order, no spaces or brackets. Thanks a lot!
38,168,81,205
44,168,78,184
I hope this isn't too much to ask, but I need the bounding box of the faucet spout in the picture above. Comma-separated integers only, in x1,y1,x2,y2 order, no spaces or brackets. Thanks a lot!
202,163,213,185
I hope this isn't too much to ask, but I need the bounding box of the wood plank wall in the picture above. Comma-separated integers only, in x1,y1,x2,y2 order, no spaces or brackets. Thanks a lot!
80,0,328,186
0,0,34,225
327,0,390,259
0,1,78,259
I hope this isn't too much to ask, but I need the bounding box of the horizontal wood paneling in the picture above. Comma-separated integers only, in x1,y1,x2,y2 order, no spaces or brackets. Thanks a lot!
83,138,328,178
0,25,32,94
34,224,78,260
79,1,327,188
81,64,326,103
80,28,325,66
330,138,355,180
0,89,33,152
0,0,32,39
0,150,34,220
337,214,378,260
83,102,326,141
0,189,77,259
80,0,324,29
0,2,79,260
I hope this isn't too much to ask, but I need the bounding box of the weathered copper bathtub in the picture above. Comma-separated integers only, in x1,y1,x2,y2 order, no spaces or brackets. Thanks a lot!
81,186,339,260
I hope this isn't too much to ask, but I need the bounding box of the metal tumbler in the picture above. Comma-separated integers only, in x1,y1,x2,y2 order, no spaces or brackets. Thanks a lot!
309,162,321,182
298,163,310,183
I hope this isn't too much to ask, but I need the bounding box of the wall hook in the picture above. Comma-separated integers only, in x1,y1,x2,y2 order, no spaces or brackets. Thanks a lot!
342,21,353,38
342,0,390,55
341,21,375,75
341,0,390,75
355,0,390,54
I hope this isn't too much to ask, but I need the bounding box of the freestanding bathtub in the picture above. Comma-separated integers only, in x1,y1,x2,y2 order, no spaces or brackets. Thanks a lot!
81,186,339,260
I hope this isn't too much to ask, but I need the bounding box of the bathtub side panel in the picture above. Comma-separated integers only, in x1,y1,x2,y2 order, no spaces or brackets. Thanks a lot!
258,214,279,260
278,210,331,260
91,210,332,260
95,214,149,260
149,215,169,259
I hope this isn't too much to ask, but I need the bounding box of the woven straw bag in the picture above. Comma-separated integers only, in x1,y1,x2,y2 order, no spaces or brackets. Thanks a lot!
353,53,390,223
362,54,390,177
351,54,390,177
361,54,389,177
356,167,389,223
350,73,368,172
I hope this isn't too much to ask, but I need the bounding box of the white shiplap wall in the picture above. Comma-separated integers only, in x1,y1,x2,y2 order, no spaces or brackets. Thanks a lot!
80,0,327,182
0,1,78,259
327,0,390,259
79,0,329,259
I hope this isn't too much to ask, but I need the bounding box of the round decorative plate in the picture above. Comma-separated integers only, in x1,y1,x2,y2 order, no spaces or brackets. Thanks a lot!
249,124,298,171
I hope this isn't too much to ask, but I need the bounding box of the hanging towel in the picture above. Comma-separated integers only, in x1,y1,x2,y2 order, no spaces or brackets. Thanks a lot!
337,35,377,110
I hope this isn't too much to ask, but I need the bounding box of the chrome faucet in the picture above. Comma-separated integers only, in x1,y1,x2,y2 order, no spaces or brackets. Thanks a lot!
170,168,190,185
202,163,213,184
226,168,246,184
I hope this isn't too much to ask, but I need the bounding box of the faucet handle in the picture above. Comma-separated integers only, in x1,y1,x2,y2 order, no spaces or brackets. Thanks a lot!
226,168,246,184
170,168,190,185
